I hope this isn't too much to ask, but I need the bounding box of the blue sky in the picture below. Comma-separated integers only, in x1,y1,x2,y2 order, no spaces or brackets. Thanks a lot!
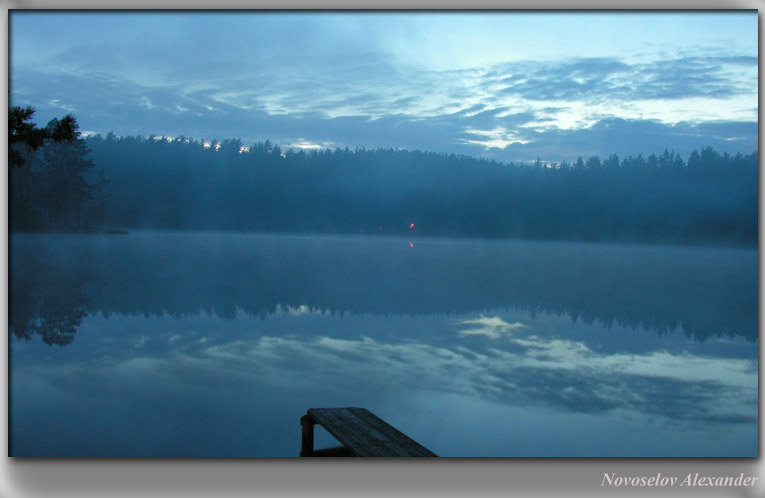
9,11,758,162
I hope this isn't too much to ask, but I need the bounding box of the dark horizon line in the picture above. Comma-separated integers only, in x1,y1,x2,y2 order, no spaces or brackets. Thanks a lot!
8,225,759,251
84,131,759,167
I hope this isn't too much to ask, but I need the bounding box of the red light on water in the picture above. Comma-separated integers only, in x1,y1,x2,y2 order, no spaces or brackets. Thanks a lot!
409,223,415,229
409,242,414,247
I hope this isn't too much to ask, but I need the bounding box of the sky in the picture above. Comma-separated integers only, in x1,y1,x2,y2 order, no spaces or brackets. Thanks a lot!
9,11,759,162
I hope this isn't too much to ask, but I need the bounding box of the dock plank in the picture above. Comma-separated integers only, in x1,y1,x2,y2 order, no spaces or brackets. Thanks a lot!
302,407,437,457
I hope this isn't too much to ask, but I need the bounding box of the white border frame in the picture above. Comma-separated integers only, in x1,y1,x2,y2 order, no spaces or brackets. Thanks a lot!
2,2,762,497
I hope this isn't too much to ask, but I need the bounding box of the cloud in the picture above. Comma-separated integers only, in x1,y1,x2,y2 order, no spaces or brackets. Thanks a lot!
498,118,758,161
11,37,757,163
457,315,525,339
490,55,757,102
17,321,754,426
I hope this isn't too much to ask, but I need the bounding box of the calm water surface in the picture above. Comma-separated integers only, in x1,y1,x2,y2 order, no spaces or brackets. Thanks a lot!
9,231,758,456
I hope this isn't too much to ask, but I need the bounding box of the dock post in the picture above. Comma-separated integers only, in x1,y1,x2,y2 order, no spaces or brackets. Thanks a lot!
300,414,315,457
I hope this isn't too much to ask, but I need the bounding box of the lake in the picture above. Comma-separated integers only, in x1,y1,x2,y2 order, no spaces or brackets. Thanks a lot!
8,231,758,457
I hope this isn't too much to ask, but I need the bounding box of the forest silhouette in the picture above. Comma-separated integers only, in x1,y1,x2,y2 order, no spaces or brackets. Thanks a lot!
10,122,757,246
87,135,757,246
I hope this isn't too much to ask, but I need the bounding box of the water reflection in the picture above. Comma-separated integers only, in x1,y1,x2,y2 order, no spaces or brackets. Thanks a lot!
9,248,94,346
8,232,758,456
189,313,753,421
9,231,758,346
9,307,757,456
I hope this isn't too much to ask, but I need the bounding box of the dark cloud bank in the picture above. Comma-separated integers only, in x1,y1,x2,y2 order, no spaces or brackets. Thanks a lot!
11,52,757,162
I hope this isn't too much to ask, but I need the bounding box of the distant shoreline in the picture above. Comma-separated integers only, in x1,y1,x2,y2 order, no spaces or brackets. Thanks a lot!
8,227,757,250
10,227,129,235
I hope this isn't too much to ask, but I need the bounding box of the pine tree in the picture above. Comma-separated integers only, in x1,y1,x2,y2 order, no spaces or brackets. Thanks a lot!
8,106,77,167
41,123,95,228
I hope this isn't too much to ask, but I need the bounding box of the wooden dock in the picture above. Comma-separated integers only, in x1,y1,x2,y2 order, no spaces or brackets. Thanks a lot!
300,407,438,457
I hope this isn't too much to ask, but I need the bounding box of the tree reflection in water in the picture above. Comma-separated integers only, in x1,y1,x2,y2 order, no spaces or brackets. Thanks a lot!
10,244,94,346
8,232,758,346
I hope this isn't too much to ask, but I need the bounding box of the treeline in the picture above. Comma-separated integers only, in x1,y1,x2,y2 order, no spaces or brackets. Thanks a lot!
82,134,757,245
10,128,758,245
